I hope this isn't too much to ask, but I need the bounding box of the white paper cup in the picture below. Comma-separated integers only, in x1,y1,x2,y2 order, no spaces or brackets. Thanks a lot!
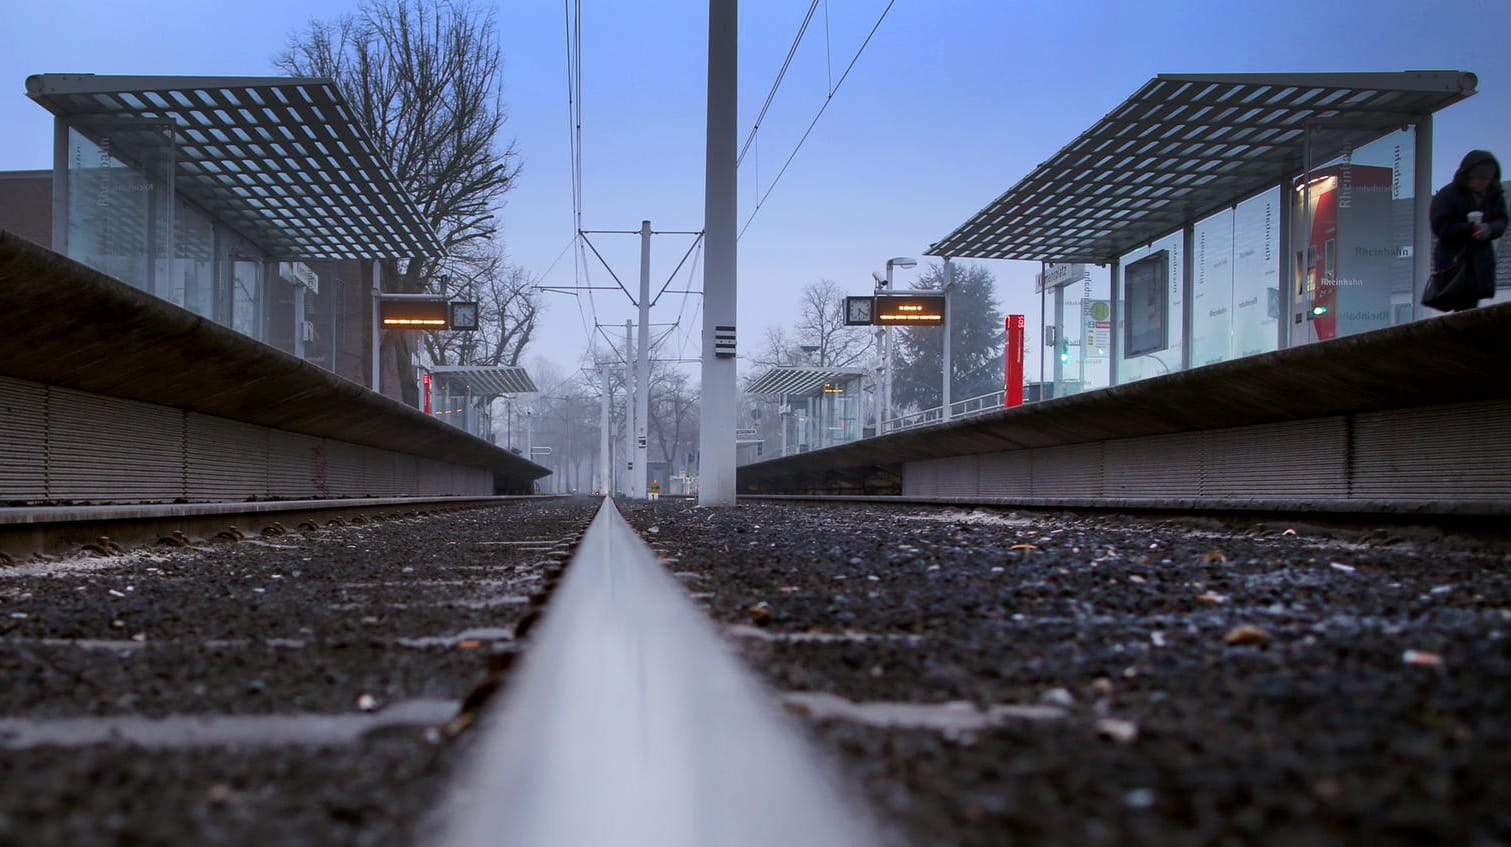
1468,211,1484,224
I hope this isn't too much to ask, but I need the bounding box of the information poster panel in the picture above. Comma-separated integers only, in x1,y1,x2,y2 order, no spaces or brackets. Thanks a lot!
1123,251,1169,358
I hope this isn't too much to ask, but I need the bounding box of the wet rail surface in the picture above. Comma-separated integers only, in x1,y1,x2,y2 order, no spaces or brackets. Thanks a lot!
1,496,1508,845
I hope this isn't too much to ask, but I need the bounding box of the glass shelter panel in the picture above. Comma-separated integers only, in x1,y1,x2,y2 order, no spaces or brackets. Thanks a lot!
1189,187,1282,366
1291,127,1416,343
172,196,215,319
1039,266,1111,399
1232,188,1282,358
230,257,264,341
65,124,173,294
1191,209,1236,367
1117,231,1184,383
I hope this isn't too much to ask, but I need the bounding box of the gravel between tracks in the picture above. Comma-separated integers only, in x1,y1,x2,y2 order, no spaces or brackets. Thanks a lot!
620,499,1511,847
0,499,597,847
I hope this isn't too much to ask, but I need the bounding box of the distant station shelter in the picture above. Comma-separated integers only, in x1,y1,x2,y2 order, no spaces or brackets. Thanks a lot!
929,71,1478,399
745,366,867,461
5,74,443,388
427,365,537,442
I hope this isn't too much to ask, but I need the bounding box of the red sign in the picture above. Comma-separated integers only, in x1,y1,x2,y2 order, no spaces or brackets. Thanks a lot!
1004,315,1024,407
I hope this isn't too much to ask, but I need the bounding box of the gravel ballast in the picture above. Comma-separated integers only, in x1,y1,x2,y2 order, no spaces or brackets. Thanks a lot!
620,500,1511,847
3,496,1508,846
0,500,597,846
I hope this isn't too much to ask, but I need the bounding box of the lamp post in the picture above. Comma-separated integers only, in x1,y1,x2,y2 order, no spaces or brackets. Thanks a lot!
942,257,954,421
878,256,916,429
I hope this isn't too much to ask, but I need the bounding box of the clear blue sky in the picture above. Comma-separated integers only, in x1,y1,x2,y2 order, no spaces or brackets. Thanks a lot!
2,0,1508,387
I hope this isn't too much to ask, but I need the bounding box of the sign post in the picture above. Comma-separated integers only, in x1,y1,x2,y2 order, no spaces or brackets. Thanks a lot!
1004,315,1025,408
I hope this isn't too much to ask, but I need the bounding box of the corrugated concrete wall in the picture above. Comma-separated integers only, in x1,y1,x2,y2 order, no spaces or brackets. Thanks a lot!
901,398,1511,508
0,374,491,504
0,232,547,497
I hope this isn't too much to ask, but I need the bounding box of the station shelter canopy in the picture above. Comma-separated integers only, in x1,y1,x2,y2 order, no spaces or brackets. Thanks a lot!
27,74,444,260
747,366,868,397
929,72,1477,264
430,366,537,398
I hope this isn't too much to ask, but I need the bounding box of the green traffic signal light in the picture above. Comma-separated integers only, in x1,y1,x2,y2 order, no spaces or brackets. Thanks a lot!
1310,304,1329,317
1058,338,1070,362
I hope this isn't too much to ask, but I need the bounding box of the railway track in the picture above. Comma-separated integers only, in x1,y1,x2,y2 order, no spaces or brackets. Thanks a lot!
0,495,563,565
2,495,1507,845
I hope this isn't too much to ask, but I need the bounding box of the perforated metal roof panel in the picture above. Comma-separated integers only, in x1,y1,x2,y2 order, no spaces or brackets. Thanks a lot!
27,73,444,260
430,366,537,397
747,367,868,397
929,71,1477,263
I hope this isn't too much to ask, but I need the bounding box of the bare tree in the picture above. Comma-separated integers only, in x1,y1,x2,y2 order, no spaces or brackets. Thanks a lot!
752,325,804,369
648,364,699,475
278,0,522,404
794,280,872,367
754,280,872,368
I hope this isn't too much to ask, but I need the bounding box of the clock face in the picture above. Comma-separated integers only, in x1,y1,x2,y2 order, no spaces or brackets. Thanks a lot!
845,296,874,326
449,302,479,331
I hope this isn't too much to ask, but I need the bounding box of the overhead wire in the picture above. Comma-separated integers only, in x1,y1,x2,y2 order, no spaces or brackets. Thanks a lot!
671,241,704,363
738,0,899,240
651,233,705,307
556,1,894,369
736,0,821,169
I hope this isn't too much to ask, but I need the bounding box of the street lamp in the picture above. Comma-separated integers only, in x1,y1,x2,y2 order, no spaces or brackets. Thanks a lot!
878,256,917,428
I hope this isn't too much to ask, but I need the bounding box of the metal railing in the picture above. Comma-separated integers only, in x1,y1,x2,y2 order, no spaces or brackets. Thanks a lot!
879,388,1009,435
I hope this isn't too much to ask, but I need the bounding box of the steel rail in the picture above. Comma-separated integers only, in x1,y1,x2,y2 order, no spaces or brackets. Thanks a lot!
432,497,880,847
0,496,564,563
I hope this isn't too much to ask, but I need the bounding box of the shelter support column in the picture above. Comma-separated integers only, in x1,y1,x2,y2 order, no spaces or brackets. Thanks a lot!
1412,114,1433,320
1051,284,1064,391
1107,258,1121,385
50,118,69,254
1277,176,1292,351
1181,222,1195,371
370,261,381,392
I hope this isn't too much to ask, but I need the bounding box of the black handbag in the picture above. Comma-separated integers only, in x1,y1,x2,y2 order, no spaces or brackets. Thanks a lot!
1422,253,1474,311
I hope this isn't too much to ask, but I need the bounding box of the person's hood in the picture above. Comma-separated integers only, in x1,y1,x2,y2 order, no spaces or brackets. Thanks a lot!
1455,149,1502,185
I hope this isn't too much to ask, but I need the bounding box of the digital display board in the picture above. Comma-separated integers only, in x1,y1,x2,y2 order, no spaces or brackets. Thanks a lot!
875,294,946,323
380,298,449,327
1123,252,1169,357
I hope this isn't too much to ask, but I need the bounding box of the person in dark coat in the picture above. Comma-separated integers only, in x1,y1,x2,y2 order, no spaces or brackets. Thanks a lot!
1429,150,1507,311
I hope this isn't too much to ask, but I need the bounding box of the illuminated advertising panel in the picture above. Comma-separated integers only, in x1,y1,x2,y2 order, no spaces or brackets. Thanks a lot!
1292,164,1394,342
1123,251,1169,357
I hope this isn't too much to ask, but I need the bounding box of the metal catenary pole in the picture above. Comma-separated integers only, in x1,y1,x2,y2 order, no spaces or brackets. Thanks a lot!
624,319,635,497
635,220,652,499
599,364,611,495
698,0,738,506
